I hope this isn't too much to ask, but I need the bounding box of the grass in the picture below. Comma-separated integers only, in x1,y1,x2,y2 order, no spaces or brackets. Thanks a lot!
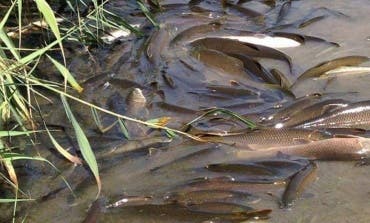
0,0,179,205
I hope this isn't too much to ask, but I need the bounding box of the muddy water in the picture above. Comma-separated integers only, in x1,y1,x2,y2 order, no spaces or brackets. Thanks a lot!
4,0,370,222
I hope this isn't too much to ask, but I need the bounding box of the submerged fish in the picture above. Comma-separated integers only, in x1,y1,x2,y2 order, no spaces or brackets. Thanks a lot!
296,100,370,129
178,176,286,194
202,128,330,149
280,162,317,208
166,190,258,205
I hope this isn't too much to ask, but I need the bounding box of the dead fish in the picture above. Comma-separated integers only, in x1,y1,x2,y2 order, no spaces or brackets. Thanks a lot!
170,22,222,46
202,128,330,149
276,1,291,24
190,37,293,72
295,56,369,82
236,137,370,161
193,48,248,77
274,99,349,128
296,100,370,129
280,162,317,208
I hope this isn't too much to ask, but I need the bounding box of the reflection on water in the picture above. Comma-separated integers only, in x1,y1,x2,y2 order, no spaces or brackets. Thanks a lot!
5,0,370,222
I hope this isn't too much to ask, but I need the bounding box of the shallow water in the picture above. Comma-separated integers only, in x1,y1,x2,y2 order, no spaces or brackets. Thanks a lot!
4,0,370,222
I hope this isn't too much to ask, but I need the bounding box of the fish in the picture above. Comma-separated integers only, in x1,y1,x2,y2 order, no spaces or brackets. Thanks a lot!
185,201,253,214
228,53,280,84
316,66,370,79
296,100,370,129
280,162,317,208
190,37,293,72
82,198,105,223
276,1,291,24
274,99,349,128
177,176,286,194
126,88,147,115
295,56,369,82
185,202,272,220
169,22,222,46
106,196,154,208
225,2,263,18
235,137,370,161
263,93,322,123
298,15,328,28
192,48,248,77
96,136,172,159
270,68,292,89
202,128,331,149
166,190,259,205
271,32,339,47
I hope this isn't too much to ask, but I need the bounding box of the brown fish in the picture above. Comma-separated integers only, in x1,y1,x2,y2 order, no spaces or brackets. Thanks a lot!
280,162,317,208
170,22,222,46
167,190,258,205
190,37,293,72
296,100,370,129
271,32,339,47
193,48,248,77
179,177,286,194
236,137,370,161
275,99,349,128
263,93,322,124
202,128,330,149
295,56,369,82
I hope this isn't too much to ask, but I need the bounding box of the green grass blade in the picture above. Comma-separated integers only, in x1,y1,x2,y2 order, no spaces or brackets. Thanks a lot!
118,118,130,139
0,198,34,203
34,0,61,42
46,128,82,164
137,1,159,27
46,55,83,93
0,1,21,60
0,130,36,137
61,95,101,198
